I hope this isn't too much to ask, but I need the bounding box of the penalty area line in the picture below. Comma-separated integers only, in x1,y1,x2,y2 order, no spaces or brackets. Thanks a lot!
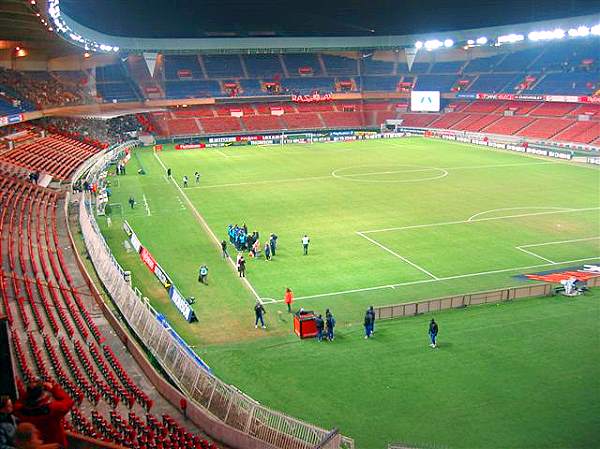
266,256,600,304
356,231,439,280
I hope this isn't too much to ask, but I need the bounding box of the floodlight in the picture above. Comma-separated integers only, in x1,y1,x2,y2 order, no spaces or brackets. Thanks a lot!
467,39,475,45
591,24,600,36
415,41,423,49
444,39,454,48
476,36,488,45
424,39,443,51
497,33,524,44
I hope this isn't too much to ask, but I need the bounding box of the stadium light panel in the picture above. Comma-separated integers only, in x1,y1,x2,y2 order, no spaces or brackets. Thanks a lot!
467,39,475,45
424,39,443,51
444,39,454,48
415,41,423,49
592,24,600,35
568,26,590,37
497,33,524,44
476,36,488,45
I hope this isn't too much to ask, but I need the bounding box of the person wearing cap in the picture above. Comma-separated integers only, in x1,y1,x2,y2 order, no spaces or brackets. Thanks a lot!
13,380,74,448
429,318,439,348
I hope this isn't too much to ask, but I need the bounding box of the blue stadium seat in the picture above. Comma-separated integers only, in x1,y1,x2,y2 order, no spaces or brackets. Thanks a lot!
164,80,222,98
239,79,264,96
203,55,244,78
321,55,358,76
467,73,518,93
408,62,430,74
429,60,465,73
284,54,322,76
244,55,283,78
463,54,503,73
529,72,597,95
413,74,457,91
361,58,394,75
163,55,203,79
281,77,335,94
360,76,398,91
493,48,542,72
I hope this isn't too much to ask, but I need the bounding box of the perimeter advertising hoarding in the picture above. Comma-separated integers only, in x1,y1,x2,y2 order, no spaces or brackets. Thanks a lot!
411,91,441,112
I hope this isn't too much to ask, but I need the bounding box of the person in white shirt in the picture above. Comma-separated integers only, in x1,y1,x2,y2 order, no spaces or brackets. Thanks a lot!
301,234,310,255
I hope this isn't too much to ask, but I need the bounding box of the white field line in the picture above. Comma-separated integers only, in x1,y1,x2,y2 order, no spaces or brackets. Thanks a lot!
519,236,600,248
515,236,600,265
162,174,170,184
266,256,600,303
184,161,554,190
515,247,556,264
360,206,600,234
356,231,439,280
142,194,151,216
153,152,262,303
467,206,572,222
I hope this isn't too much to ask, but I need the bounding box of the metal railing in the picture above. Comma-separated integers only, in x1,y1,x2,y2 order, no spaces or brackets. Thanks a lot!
77,143,354,449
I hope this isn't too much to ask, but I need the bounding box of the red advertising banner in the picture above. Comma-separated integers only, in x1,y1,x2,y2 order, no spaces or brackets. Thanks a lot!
153,144,163,151
291,92,333,103
139,246,157,272
174,143,206,150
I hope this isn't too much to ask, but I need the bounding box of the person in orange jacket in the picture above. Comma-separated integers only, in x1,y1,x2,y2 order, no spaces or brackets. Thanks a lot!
13,380,74,448
284,288,294,313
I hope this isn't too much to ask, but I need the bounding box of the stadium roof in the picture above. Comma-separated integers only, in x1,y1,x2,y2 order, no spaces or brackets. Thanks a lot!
59,0,600,39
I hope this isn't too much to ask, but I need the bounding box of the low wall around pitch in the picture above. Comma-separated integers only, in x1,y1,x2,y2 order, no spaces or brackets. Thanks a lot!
374,278,599,321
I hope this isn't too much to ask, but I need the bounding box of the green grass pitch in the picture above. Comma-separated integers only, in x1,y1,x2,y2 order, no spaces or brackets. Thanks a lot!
97,137,600,449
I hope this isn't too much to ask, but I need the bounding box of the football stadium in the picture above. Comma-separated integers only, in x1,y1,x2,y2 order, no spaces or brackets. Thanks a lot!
0,1,599,448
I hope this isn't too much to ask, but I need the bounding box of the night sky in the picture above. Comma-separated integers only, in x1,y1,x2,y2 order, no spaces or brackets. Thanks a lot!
60,0,600,38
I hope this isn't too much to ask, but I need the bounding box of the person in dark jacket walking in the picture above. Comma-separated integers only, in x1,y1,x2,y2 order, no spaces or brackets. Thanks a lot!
254,300,266,329
368,306,376,335
269,233,278,256
325,309,336,341
364,310,373,339
264,242,271,261
429,318,439,348
238,256,246,277
315,314,325,342
0,395,17,449
13,381,74,448
221,240,229,259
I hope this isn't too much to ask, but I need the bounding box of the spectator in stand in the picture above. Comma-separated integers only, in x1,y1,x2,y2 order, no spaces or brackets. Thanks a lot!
0,395,18,449
13,381,74,448
13,422,58,449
